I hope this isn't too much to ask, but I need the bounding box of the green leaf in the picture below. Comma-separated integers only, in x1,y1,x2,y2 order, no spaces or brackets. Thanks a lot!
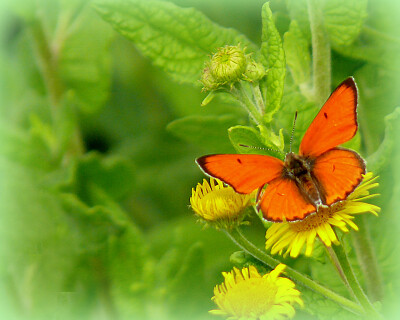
167,114,239,153
59,4,113,113
62,152,136,203
0,121,53,171
260,2,286,122
367,107,400,173
283,20,311,86
94,0,256,84
323,0,368,47
228,125,284,156
59,193,125,251
228,125,265,154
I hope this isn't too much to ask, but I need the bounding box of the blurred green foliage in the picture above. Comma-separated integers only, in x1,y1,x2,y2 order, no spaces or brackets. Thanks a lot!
0,0,399,319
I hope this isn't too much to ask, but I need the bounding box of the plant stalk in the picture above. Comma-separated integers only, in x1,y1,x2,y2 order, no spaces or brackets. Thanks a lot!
29,19,64,109
331,242,383,318
251,84,266,115
232,83,264,126
351,216,384,302
307,0,331,106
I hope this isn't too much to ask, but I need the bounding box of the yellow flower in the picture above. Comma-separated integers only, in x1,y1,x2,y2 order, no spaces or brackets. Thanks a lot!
210,264,303,320
190,178,253,229
265,173,380,258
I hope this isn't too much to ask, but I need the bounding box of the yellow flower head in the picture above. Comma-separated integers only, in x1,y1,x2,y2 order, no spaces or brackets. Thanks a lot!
190,178,253,229
210,264,303,320
265,173,380,258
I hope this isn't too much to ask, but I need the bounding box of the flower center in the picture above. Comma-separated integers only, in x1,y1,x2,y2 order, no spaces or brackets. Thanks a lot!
289,202,345,232
223,278,276,317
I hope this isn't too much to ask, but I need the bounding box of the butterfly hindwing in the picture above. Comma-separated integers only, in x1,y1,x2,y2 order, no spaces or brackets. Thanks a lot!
312,148,366,205
259,177,316,222
300,77,358,157
196,154,284,194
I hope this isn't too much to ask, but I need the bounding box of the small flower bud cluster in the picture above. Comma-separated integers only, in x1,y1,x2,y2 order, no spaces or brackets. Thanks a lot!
201,45,265,92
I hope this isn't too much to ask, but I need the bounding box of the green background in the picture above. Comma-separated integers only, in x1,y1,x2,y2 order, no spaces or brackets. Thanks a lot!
0,0,399,319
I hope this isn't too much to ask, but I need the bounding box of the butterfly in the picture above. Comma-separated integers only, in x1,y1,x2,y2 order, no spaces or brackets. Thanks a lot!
196,77,366,222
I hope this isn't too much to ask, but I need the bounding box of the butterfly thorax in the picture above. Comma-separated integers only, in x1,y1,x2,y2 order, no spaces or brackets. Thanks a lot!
283,153,327,207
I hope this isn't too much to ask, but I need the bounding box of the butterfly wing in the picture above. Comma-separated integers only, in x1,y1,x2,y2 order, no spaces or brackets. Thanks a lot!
312,148,366,205
196,154,284,194
299,77,358,157
259,177,316,222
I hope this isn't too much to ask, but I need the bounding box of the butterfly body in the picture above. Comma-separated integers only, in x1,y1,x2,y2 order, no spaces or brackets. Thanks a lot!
196,78,366,222
282,152,326,208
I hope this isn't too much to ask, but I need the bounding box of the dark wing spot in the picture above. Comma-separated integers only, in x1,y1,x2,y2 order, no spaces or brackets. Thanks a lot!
237,158,242,164
324,112,328,119
332,164,336,172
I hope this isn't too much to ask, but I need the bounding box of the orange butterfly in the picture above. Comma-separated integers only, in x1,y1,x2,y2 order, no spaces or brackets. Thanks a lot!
196,77,366,222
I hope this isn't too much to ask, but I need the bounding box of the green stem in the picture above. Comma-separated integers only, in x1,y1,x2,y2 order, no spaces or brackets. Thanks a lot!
29,18,64,109
307,0,331,106
232,83,264,126
251,84,266,115
331,242,383,318
351,216,384,302
363,25,400,45
225,228,364,315
29,13,85,160
325,245,356,298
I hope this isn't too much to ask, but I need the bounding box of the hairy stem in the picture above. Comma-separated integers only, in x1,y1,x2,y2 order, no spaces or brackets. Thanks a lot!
251,84,266,115
331,242,383,318
232,83,264,126
225,228,364,315
307,0,331,106
351,216,384,302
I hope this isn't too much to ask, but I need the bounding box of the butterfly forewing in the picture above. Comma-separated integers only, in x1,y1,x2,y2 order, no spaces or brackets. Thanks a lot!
196,154,284,194
299,77,358,157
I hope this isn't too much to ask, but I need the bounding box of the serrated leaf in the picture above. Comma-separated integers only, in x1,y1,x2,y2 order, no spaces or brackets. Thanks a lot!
283,20,311,86
367,107,400,173
323,0,368,47
94,0,256,84
260,2,286,122
167,114,239,153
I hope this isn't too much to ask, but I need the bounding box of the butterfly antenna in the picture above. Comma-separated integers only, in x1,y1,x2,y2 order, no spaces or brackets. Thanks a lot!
289,111,298,153
239,144,285,155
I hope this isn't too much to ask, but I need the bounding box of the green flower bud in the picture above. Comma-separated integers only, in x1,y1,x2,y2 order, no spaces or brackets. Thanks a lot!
200,67,220,91
209,45,247,84
244,59,266,82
